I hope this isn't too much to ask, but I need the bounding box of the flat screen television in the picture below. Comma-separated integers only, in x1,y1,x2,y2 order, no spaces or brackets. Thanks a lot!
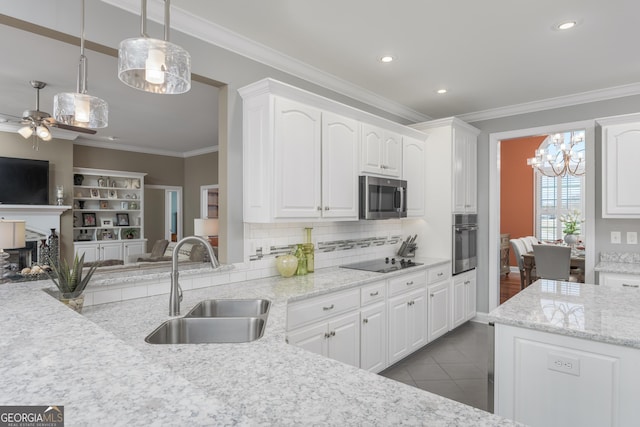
0,156,49,205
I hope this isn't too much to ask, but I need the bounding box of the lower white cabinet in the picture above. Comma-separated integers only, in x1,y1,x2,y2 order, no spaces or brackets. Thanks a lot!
387,288,427,365
428,281,450,342
452,269,476,329
74,240,146,263
287,311,360,367
598,271,640,288
360,302,386,373
495,323,640,427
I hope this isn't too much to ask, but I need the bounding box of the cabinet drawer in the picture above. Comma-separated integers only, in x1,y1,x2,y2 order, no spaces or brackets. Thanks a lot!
287,288,360,329
599,272,640,288
427,264,450,284
388,271,426,297
361,281,386,306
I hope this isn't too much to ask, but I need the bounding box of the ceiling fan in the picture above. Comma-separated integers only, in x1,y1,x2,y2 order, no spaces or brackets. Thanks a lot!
0,80,96,149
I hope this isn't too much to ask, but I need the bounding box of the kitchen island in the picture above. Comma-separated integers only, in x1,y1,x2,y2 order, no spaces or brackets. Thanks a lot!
489,279,640,427
0,262,514,426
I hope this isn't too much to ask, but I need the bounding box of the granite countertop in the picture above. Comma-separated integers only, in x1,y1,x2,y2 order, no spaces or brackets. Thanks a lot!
595,251,640,275
488,279,640,349
0,258,517,426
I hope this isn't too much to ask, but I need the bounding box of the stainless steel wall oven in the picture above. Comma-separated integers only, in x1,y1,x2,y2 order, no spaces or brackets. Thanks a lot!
453,213,478,275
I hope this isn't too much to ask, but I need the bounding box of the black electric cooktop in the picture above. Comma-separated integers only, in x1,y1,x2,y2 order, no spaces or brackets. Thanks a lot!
340,257,422,273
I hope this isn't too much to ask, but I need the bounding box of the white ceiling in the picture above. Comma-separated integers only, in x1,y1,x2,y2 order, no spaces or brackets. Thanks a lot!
1,0,640,155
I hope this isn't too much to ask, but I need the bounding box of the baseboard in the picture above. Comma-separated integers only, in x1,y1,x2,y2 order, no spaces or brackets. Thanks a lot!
471,312,490,324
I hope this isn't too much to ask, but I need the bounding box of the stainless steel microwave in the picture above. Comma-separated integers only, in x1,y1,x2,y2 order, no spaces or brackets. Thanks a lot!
359,175,407,220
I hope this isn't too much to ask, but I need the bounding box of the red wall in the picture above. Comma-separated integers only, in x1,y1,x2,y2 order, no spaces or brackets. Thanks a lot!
501,135,547,266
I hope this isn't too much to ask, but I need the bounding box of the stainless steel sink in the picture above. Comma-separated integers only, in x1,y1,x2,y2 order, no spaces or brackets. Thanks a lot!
145,317,266,344
184,299,271,318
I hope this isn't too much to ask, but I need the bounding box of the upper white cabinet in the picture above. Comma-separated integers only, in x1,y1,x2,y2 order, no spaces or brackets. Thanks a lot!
600,118,640,217
239,78,427,223
452,125,478,213
360,124,402,177
402,136,427,217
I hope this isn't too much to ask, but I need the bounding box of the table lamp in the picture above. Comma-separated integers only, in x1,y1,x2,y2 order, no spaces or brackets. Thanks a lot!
0,220,26,281
194,218,218,247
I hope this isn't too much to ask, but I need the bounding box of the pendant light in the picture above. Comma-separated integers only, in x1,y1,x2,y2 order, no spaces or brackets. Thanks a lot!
53,0,108,129
118,0,191,94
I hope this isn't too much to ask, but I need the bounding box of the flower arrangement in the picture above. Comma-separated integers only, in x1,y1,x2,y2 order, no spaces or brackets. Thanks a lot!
560,209,584,235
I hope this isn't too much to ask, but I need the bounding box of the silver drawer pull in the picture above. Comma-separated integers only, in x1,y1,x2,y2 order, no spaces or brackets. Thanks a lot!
370,291,379,296
406,281,414,286
437,272,444,277
623,283,639,288
323,304,335,311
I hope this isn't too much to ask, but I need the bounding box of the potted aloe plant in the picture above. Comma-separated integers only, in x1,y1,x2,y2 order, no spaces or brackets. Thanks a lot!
46,253,98,313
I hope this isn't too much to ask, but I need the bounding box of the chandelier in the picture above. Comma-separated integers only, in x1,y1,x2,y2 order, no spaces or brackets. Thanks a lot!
53,0,108,129
527,131,585,177
118,0,191,94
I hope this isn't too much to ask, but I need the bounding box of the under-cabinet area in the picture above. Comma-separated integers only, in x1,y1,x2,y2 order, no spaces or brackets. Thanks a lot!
286,262,476,373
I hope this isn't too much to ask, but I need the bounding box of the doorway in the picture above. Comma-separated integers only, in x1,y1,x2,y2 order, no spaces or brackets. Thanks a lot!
145,185,183,244
488,120,596,311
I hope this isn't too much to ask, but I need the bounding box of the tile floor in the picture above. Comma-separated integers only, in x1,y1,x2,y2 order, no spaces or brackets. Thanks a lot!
379,321,491,411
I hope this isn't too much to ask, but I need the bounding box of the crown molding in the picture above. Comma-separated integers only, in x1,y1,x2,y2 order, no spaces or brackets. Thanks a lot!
101,0,430,124
458,82,640,123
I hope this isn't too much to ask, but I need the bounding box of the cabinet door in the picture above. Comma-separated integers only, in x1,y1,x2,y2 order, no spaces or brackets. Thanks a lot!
287,322,328,358
123,241,146,259
407,289,427,352
74,243,100,263
327,312,360,367
428,281,450,342
451,275,466,328
273,97,322,218
452,127,477,213
602,123,640,217
464,272,477,321
599,272,640,288
361,123,384,174
360,302,387,373
403,137,426,217
387,293,411,364
321,112,359,219
100,242,123,261
382,131,402,177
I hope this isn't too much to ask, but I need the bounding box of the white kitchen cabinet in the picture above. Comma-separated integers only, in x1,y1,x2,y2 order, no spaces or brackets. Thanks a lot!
601,120,640,217
287,311,360,368
495,323,640,427
123,240,146,260
360,280,387,373
321,111,360,219
451,269,476,328
402,136,427,217
360,123,402,178
428,280,450,342
598,271,640,288
387,287,427,365
452,125,478,213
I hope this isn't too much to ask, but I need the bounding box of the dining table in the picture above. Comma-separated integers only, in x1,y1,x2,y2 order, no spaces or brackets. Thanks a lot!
522,251,586,288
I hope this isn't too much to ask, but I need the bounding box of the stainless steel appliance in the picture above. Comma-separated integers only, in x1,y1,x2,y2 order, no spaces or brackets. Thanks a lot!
359,175,407,220
341,257,422,273
453,213,478,275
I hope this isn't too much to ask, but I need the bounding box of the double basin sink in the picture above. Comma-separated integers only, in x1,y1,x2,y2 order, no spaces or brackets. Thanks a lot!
145,299,271,344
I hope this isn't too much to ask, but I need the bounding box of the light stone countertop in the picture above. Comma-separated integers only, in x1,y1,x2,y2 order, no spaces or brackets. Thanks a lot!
1,258,517,426
595,251,640,275
488,279,640,349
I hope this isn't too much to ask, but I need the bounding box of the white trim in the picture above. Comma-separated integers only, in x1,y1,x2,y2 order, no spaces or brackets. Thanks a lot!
101,0,430,124
470,313,489,324
73,138,219,158
488,120,596,312
460,83,640,123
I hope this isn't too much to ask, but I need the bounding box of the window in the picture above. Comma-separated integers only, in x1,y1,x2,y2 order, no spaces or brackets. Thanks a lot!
534,131,585,241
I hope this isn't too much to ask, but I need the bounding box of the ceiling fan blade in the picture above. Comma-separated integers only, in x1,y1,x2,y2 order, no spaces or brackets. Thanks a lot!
50,122,97,135
0,112,25,123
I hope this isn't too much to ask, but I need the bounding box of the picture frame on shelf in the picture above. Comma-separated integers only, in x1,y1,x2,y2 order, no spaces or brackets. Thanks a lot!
101,218,113,227
116,213,130,226
82,212,97,227
99,200,109,209
121,201,129,210
90,188,100,198
108,190,118,199
101,229,115,240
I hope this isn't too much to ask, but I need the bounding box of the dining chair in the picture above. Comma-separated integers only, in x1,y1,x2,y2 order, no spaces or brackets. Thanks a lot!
532,244,571,281
510,238,530,289
522,236,539,253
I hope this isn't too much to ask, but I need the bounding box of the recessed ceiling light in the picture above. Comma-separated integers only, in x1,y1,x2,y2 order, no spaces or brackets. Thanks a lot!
379,55,395,63
436,89,448,94
556,20,577,30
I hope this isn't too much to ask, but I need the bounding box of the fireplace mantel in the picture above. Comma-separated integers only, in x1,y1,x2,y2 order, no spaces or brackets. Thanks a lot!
0,205,70,237
0,205,71,216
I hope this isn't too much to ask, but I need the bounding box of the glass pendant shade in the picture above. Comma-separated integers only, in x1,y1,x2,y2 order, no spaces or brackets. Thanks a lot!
18,126,33,139
53,92,108,128
118,37,191,94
